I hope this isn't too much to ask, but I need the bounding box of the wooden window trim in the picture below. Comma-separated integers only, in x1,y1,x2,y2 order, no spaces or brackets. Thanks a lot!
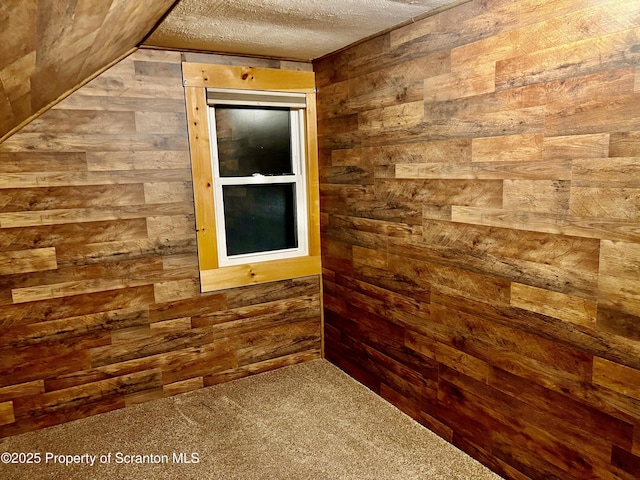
183,63,321,292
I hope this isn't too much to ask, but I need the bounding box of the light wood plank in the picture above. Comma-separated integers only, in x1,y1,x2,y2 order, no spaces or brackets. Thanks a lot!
146,215,194,239
472,134,543,163
358,101,424,131
542,133,610,159
184,86,218,271
153,279,200,304
11,259,163,304
367,140,472,165
570,187,640,220
162,377,204,397
0,248,57,275
352,245,388,269
376,178,503,207
511,283,597,326
0,169,191,189
599,240,640,280
86,151,190,171
143,181,193,205
0,132,189,153
0,203,193,228
424,62,495,102
201,256,322,292
135,111,187,135
21,110,137,134
593,357,640,401
0,381,45,403
0,402,15,426
396,159,570,180
573,157,640,188
149,317,192,335
451,206,640,242
497,27,640,91
503,180,570,214
305,91,322,257
182,63,315,92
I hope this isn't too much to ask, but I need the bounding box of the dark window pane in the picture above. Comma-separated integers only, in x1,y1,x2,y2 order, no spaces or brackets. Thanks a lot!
215,106,292,177
222,184,297,256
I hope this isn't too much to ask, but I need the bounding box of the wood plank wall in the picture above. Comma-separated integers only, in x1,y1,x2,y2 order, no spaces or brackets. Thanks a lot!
0,49,321,438
0,0,176,142
315,0,640,478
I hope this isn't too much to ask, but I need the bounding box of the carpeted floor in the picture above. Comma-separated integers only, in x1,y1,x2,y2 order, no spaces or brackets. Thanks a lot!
0,359,502,479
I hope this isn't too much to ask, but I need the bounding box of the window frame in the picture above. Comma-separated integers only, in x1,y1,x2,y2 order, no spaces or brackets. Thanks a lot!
208,100,308,266
183,63,321,292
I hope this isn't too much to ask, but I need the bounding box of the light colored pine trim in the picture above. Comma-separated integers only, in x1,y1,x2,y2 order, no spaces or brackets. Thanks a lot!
183,62,321,292
182,63,315,92
184,86,218,271
305,92,321,257
201,256,322,291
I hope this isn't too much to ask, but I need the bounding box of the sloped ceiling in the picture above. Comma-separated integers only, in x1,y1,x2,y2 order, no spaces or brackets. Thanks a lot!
1,0,461,141
0,0,177,141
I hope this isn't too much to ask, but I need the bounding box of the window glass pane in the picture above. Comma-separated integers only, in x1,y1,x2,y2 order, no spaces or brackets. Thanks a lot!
222,184,297,256
215,106,292,177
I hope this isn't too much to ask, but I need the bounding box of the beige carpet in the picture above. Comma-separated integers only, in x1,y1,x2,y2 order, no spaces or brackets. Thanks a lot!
0,359,502,479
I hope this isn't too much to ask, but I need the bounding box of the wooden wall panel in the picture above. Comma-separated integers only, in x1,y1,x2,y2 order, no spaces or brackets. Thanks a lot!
315,0,640,478
0,49,321,438
0,0,178,142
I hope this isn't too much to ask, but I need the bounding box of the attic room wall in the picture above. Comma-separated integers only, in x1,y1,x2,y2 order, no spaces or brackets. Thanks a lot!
0,49,321,438
314,0,640,479
0,0,177,142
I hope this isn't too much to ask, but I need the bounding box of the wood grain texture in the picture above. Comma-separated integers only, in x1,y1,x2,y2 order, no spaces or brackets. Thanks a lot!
0,50,321,439
182,63,315,91
0,0,177,142
315,0,640,478
184,86,218,271
201,256,322,292
0,402,15,426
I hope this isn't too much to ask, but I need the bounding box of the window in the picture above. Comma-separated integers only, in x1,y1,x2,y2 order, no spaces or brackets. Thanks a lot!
183,64,321,292
208,92,309,266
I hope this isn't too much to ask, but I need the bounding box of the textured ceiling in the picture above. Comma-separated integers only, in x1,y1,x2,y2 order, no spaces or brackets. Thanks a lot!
144,0,460,61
